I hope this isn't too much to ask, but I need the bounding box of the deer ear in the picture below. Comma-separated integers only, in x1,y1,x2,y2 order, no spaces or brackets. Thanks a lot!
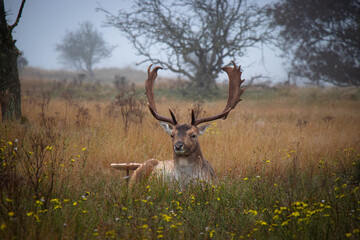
198,124,210,136
159,122,173,135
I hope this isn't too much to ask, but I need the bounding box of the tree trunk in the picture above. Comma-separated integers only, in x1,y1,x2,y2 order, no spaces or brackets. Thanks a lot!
0,0,22,121
193,70,217,94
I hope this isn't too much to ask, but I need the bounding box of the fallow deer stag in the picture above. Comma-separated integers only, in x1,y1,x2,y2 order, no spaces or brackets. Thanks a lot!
111,61,245,186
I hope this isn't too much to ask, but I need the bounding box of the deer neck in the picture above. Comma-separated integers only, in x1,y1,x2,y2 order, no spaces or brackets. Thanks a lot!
173,146,204,174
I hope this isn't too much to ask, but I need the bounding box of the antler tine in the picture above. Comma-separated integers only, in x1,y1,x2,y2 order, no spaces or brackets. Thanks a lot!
169,109,178,125
145,64,177,125
145,64,162,112
192,61,246,126
192,108,232,126
191,110,195,125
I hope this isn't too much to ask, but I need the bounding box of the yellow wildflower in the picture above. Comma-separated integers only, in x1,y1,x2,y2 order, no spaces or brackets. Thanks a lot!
298,218,309,223
0,223,6,231
290,211,300,217
162,214,172,222
50,198,60,204
106,230,116,238
281,220,290,226
210,230,215,238
245,209,258,216
138,224,148,229
274,209,282,214
34,214,40,222
54,205,61,210
256,220,267,226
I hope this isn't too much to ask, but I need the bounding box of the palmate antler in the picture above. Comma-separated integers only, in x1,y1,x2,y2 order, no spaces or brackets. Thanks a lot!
192,61,246,125
145,64,178,125
145,61,246,126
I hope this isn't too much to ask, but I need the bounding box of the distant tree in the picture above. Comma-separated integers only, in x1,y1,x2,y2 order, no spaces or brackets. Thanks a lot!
0,0,26,121
17,53,28,73
267,0,360,86
100,0,269,95
113,75,129,92
56,21,113,78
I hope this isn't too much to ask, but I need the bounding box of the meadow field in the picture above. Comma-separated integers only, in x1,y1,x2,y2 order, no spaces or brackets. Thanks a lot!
1,79,360,239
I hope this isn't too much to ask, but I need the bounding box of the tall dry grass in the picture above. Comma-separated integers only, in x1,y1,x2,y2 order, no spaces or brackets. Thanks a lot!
17,86,360,180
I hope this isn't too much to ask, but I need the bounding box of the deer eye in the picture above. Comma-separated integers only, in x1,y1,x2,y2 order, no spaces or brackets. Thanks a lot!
170,134,175,139
190,134,196,139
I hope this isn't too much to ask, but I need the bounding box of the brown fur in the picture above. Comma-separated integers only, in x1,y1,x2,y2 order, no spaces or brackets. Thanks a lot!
130,159,159,186
129,123,216,186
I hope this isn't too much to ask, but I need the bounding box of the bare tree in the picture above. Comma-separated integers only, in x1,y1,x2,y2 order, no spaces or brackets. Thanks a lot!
0,0,26,121
267,0,360,86
100,0,269,95
113,75,129,92
56,21,113,78
17,53,28,73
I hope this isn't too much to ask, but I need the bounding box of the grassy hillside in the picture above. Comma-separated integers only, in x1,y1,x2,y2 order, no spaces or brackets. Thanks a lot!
20,66,148,83
1,80,359,239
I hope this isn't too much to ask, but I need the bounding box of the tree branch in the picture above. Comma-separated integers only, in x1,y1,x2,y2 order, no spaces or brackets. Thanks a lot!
9,0,26,33
100,0,269,91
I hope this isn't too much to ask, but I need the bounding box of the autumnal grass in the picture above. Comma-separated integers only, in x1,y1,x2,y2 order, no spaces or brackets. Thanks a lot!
1,83,360,239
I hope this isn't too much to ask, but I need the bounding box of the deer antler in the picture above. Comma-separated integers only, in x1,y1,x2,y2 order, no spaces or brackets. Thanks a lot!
192,61,246,126
145,64,177,125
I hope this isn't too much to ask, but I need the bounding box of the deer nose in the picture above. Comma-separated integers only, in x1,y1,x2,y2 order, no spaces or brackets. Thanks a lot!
174,141,184,151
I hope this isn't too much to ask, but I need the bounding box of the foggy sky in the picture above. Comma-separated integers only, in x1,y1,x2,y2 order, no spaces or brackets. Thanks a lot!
4,0,287,82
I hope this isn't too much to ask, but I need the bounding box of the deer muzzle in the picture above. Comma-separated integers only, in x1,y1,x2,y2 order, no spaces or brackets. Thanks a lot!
174,141,186,155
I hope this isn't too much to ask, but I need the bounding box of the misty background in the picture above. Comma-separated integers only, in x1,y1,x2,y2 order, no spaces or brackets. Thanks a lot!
5,0,287,83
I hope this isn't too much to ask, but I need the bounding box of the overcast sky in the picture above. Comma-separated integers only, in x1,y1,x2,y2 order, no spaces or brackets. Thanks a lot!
4,0,288,82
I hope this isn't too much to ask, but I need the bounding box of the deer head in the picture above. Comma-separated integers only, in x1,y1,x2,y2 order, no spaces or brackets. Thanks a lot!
145,61,246,159
159,122,209,157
